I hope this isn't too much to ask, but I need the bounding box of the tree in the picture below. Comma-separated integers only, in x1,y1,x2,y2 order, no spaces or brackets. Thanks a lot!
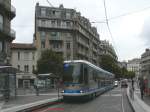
36,49,64,77
100,55,121,78
126,71,135,79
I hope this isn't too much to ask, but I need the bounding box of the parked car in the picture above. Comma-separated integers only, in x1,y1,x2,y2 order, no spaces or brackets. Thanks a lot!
121,80,128,88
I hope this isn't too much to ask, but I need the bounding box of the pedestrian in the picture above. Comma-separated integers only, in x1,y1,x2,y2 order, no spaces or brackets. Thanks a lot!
131,78,134,91
139,77,145,100
34,84,39,96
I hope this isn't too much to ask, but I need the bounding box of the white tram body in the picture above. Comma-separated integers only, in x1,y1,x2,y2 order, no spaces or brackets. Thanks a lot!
62,60,114,99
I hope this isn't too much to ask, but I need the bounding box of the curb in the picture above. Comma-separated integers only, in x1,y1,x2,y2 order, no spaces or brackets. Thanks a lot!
126,88,135,112
1,97,63,112
126,87,150,112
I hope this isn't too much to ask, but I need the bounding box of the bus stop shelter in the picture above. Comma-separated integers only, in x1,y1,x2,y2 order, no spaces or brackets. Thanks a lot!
36,73,59,90
0,66,18,101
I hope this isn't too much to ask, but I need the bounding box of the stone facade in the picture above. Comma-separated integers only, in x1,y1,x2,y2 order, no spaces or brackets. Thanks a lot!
141,49,150,94
0,0,16,65
127,58,141,78
99,40,118,61
10,43,37,88
34,3,101,66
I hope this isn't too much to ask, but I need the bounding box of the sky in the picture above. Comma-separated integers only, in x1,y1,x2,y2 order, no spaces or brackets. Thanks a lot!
11,0,150,61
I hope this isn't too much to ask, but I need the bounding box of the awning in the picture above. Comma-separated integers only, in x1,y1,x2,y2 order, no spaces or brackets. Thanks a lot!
38,73,59,78
0,66,20,73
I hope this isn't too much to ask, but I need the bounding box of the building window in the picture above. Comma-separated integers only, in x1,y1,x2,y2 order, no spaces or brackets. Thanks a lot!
55,11,60,17
66,13,71,19
66,22,71,27
18,52,20,60
24,52,29,60
32,52,35,60
41,8,46,17
41,20,46,27
24,65,29,73
51,32,57,37
53,43,59,48
0,14,3,30
17,65,20,71
0,41,2,52
40,31,46,40
41,41,45,48
51,20,55,27
32,65,35,72
52,11,55,15
66,42,70,49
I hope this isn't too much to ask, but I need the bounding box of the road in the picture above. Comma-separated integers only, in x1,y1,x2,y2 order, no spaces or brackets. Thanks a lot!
35,86,133,112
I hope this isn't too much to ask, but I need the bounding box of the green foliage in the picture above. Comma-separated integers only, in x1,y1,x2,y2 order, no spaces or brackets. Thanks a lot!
36,49,64,77
100,55,135,79
100,55,120,78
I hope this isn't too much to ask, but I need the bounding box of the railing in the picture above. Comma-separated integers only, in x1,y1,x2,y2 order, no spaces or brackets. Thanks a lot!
0,26,16,39
11,5,16,15
0,23,2,31
10,29,16,38
0,0,16,16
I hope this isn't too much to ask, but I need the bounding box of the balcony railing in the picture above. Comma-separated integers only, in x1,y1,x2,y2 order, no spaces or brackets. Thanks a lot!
0,26,16,39
0,0,16,18
10,29,16,39
11,5,16,16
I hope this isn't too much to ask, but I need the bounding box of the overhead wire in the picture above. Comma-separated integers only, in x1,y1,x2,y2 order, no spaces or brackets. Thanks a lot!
46,0,53,7
103,0,119,57
108,5,150,21
92,5,150,23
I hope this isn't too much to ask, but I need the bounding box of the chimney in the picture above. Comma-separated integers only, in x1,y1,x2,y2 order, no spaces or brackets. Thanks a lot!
36,2,39,6
146,49,149,52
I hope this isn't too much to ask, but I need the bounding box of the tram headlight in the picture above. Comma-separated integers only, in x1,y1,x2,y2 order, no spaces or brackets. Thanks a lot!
80,90,83,93
61,90,64,93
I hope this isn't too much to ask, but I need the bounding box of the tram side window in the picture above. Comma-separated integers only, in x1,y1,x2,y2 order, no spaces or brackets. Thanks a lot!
84,67,88,84
79,64,83,83
93,71,97,82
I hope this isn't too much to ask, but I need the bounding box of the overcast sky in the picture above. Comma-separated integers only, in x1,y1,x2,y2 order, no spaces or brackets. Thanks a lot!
11,0,150,61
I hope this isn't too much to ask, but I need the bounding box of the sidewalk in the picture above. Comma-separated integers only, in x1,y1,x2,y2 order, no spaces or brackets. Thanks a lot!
127,83,150,112
0,89,62,112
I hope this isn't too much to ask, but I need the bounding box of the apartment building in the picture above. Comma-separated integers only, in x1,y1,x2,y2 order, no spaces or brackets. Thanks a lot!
11,43,37,88
127,58,141,78
0,0,16,65
34,3,100,66
0,0,16,100
141,49,150,78
99,40,118,61
141,49,150,94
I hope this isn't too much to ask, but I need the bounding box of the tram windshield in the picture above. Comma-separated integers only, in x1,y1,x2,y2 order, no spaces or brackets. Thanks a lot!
63,63,83,84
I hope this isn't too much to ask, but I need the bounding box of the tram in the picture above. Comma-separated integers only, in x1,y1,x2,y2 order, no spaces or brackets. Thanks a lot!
62,60,115,100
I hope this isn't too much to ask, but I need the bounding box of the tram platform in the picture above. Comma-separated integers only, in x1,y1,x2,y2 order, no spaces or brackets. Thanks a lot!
0,89,62,112
127,83,150,112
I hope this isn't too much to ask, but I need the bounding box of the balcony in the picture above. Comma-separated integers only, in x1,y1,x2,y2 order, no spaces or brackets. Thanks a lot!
37,21,73,30
0,26,16,40
10,5,16,19
0,0,16,19
10,29,16,39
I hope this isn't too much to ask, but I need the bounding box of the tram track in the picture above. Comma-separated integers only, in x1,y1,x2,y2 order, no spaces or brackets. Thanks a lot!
32,87,134,112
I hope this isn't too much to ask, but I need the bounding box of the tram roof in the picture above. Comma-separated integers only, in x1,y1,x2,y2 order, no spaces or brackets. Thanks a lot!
64,60,114,77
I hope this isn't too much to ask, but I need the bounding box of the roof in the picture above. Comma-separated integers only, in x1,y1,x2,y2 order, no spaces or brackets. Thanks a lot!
11,43,36,50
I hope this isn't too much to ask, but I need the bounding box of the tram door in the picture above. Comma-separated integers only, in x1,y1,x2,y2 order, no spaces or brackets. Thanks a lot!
84,66,89,84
